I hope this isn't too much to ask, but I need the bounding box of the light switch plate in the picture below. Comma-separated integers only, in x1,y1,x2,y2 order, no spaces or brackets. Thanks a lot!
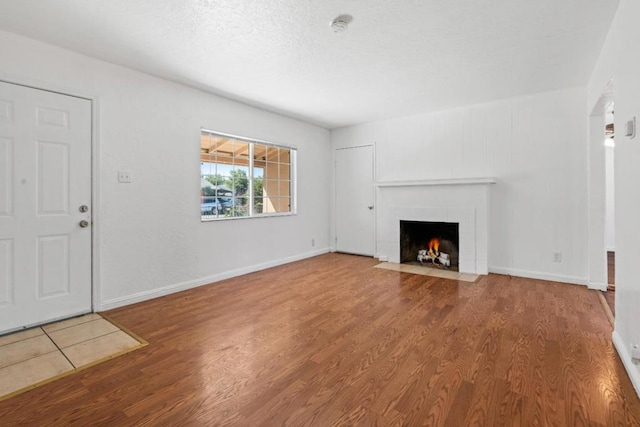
625,117,636,139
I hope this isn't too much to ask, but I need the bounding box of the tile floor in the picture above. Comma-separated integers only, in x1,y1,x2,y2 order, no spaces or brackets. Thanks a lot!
0,314,146,400
374,262,479,282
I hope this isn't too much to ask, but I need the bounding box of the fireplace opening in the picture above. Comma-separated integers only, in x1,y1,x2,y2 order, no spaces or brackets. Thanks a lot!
400,220,459,271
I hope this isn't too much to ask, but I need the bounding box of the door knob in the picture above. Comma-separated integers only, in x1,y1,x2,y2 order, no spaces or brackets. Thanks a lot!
79,220,89,228
368,206,374,210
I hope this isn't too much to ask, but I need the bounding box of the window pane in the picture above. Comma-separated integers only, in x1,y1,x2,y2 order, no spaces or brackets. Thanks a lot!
266,146,279,162
253,177,264,197
279,163,290,180
231,166,249,197
275,197,291,213
265,161,278,180
279,148,290,164
254,144,267,162
215,137,234,165
253,198,264,214
201,133,212,156
263,197,276,213
264,179,279,197
230,197,248,217
200,161,211,176
201,196,221,217
234,141,250,166
279,181,290,198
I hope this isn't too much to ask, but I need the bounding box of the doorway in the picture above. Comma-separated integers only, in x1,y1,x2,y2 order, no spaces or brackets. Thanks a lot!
604,101,615,318
589,82,615,325
0,81,92,334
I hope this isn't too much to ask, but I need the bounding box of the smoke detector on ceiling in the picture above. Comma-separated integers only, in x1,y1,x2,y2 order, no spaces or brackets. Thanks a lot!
331,15,353,33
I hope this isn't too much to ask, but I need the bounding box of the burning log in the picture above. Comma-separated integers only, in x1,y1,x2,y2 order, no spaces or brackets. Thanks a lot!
417,237,450,268
438,252,450,267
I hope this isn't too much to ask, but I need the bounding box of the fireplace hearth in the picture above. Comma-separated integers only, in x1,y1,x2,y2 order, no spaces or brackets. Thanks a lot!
400,220,459,271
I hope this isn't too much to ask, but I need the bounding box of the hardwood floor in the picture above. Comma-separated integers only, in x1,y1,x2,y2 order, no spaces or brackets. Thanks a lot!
604,289,616,318
0,253,638,425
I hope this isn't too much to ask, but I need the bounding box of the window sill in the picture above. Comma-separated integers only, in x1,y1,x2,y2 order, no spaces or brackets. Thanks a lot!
201,212,296,222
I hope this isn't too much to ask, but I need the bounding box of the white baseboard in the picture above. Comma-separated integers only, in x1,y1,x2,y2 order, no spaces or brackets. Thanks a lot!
488,266,587,286
612,330,640,398
98,247,331,311
587,281,608,291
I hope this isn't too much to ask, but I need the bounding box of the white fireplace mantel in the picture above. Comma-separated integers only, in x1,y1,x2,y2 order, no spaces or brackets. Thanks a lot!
376,177,496,188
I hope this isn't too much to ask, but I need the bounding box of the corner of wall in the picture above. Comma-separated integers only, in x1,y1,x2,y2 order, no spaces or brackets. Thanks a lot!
612,330,640,398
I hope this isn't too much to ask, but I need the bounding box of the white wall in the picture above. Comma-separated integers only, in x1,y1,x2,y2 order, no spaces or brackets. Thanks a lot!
332,87,589,284
588,0,640,397
0,30,331,309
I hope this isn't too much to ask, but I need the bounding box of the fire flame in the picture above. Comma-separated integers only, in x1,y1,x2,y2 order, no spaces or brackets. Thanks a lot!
428,238,440,253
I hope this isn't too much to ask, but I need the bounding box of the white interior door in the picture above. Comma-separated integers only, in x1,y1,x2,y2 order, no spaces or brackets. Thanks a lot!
0,81,92,334
335,145,375,256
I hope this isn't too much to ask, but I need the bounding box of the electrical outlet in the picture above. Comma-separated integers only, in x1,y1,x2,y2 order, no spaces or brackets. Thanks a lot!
118,171,132,183
552,252,562,263
632,344,640,364
311,239,315,247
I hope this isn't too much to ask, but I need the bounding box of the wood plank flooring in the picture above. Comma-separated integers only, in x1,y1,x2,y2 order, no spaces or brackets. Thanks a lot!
0,253,638,425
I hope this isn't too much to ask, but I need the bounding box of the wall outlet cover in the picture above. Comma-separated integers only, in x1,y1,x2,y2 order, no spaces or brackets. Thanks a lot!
632,344,640,360
118,171,132,183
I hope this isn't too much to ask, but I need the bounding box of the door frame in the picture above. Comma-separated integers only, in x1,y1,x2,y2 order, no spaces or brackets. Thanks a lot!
0,76,101,318
587,81,613,291
333,143,377,257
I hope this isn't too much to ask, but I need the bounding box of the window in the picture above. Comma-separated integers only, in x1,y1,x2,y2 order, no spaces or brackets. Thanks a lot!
200,130,296,220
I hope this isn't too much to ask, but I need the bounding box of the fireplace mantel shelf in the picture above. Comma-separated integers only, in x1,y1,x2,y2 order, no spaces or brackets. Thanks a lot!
376,177,497,187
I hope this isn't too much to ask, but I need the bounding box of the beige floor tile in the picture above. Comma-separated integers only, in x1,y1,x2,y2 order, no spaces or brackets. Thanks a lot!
374,262,476,281
457,273,479,283
42,313,102,333
0,327,44,347
427,269,459,279
47,318,119,348
0,351,74,397
63,331,142,368
374,262,401,271
0,335,58,369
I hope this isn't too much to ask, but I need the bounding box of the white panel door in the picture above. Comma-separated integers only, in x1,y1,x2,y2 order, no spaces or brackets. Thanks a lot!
335,145,375,256
0,81,92,334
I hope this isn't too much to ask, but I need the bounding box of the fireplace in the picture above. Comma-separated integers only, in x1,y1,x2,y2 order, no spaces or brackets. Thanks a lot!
400,220,460,271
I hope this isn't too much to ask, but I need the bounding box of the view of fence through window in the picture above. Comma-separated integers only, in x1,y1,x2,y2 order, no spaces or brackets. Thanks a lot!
200,131,294,220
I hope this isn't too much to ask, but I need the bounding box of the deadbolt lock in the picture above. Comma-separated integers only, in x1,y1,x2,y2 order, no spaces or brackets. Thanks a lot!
79,205,89,213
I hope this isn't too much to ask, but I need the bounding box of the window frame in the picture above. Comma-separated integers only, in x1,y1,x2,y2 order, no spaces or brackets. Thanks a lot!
200,128,297,221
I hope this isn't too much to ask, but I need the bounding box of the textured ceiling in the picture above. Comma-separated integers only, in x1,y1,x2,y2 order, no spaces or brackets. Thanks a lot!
0,0,619,129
